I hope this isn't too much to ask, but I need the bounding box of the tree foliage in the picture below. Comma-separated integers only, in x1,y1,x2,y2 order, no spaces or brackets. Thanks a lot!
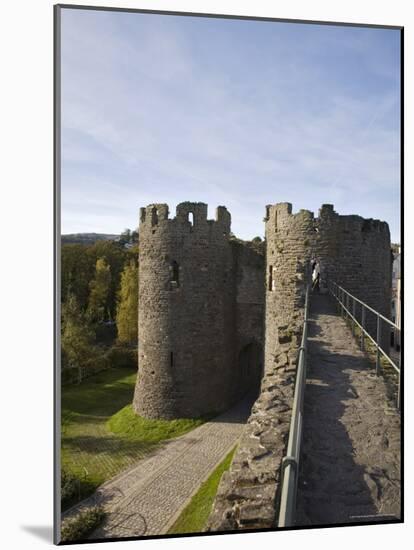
60,235,140,384
87,258,112,323
61,294,96,371
116,260,138,344
87,241,127,319
61,244,95,310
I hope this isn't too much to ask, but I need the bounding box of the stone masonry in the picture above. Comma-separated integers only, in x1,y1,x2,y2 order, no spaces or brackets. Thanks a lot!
133,202,264,419
133,200,393,530
206,203,313,530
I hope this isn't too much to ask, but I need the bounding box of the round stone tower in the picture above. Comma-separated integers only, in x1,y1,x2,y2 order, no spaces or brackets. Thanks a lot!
133,202,236,419
314,204,392,345
263,203,314,375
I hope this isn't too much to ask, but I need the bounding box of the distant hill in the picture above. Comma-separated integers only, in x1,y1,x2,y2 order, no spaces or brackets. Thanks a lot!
61,233,120,245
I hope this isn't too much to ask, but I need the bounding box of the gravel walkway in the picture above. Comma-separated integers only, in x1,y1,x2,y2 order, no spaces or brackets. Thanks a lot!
64,396,252,539
296,294,401,526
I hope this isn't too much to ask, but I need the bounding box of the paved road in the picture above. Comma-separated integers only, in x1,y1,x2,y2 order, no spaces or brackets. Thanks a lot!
296,294,401,526
64,396,253,539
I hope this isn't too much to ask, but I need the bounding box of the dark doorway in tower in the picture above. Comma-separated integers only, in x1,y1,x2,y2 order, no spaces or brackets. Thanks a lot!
238,342,262,397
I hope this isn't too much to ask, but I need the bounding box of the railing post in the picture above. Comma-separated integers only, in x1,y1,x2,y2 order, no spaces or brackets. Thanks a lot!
352,297,356,336
376,316,381,376
361,307,365,351
397,367,401,410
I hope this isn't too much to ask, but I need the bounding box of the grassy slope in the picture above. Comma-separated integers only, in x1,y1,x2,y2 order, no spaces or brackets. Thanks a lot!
168,446,237,535
108,404,206,442
62,368,208,509
61,368,143,507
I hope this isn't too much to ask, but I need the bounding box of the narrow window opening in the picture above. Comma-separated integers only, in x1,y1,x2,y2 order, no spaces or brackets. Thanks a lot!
151,206,159,226
170,260,180,289
188,212,194,226
170,352,174,367
172,261,179,283
268,265,273,291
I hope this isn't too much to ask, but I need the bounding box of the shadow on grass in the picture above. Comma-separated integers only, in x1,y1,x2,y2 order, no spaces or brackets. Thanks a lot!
61,368,137,418
62,434,158,457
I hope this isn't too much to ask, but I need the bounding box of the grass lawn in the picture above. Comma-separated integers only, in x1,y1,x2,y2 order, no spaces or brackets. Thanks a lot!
108,404,206,442
62,368,207,510
168,446,237,535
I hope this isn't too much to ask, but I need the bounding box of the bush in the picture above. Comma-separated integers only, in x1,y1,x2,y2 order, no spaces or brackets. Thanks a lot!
62,347,111,385
107,345,137,369
61,469,79,504
61,506,105,542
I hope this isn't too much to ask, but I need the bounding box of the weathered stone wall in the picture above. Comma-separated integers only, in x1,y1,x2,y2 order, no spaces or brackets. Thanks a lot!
133,202,237,419
232,240,265,397
134,203,266,420
134,198,392,525
206,203,311,530
314,204,392,346
206,202,392,531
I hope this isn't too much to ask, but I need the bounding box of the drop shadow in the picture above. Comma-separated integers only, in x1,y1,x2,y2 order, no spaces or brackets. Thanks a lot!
21,525,53,543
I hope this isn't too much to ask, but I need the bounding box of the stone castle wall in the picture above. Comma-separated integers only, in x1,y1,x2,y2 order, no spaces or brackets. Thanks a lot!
232,240,265,396
206,202,391,531
314,204,392,346
133,199,392,525
206,203,313,530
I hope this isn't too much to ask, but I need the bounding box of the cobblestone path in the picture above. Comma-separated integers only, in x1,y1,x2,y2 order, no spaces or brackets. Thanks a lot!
296,294,401,526
64,396,252,538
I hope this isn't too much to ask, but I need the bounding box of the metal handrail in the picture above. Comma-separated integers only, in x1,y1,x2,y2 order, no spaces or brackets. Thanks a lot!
278,285,310,528
332,282,400,330
328,281,401,409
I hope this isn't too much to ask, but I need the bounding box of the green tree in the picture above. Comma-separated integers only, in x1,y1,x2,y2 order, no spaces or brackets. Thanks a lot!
88,241,127,319
116,260,138,344
61,294,96,376
87,258,112,323
61,244,95,309
119,228,131,246
131,230,138,244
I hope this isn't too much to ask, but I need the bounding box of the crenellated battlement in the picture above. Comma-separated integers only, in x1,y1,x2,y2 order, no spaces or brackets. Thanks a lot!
263,202,389,237
139,203,170,225
265,202,314,234
139,201,231,235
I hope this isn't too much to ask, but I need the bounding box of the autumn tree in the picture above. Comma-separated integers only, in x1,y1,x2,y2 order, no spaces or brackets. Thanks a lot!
116,260,138,344
88,241,127,319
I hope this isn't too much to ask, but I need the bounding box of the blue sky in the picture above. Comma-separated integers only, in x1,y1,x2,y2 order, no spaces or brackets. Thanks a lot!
61,8,401,241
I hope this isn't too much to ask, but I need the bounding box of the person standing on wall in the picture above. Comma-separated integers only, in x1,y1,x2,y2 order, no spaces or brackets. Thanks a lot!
312,261,321,292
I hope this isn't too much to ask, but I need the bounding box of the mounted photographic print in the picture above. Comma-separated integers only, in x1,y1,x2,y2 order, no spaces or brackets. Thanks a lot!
54,3,403,545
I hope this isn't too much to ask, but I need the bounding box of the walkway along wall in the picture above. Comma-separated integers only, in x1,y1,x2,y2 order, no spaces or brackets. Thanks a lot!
206,202,391,531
